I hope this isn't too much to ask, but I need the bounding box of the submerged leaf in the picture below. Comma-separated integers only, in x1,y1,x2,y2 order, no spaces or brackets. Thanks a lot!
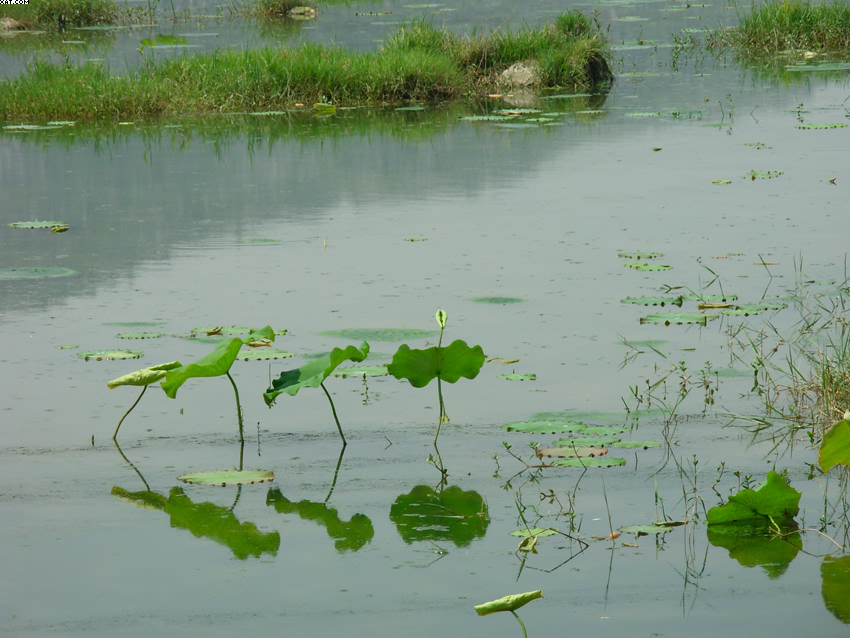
390,485,489,547
387,339,485,388
822,556,850,624
474,590,542,616
706,471,800,527
264,341,370,405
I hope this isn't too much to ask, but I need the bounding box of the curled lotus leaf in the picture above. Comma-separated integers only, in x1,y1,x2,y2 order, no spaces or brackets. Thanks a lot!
474,590,542,616
264,341,370,405
387,339,486,388
108,361,181,388
177,468,274,486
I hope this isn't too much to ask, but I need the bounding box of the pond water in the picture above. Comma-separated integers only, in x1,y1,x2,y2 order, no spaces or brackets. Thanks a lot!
2,0,850,636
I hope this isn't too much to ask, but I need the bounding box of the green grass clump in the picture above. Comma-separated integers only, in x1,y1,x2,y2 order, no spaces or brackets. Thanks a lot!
0,13,612,121
1,0,117,29
250,0,314,18
709,1,850,54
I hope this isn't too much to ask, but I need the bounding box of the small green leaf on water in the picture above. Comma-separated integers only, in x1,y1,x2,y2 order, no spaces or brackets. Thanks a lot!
553,436,622,447
621,295,683,307
503,421,588,434
57,345,79,349
500,373,536,381
458,115,513,122
0,267,75,279
178,468,274,486
154,34,188,45
619,521,684,535
618,251,663,259
720,302,786,317
612,440,661,449
785,62,850,72
583,426,628,435
79,350,142,361
313,103,337,114
795,123,847,129
706,471,801,526
471,296,524,304
744,142,772,150
8,220,69,230
624,262,672,271
553,457,626,468
819,417,850,472
117,331,165,339
331,364,389,378
626,112,663,117
640,313,717,326
474,590,542,616
712,179,732,184
509,527,557,538
746,170,783,180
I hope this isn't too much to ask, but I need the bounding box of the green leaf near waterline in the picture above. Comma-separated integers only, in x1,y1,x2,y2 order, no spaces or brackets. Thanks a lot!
746,170,784,180
611,440,661,449
509,527,558,538
819,417,850,472
474,590,542,616
795,123,848,130
621,295,683,307
584,425,629,435
553,436,622,447
707,525,801,579
640,313,718,326
57,345,78,350
537,446,608,458
8,220,69,230
553,457,626,468
237,349,296,361
720,302,787,317
471,296,524,304
264,341,370,405
624,262,672,271
116,331,165,339
79,349,142,361
822,556,850,624
313,102,337,114
387,339,486,388
320,328,438,342
500,373,536,381
619,521,686,536
503,421,589,434
706,471,801,527
681,293,738,302
177,468,274,486
0,267,75,279
162,326,275,398
108,361,181,388
620,252,665,262
331,364,389,378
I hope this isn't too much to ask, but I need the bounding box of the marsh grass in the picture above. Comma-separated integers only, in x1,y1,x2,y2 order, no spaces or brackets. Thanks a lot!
0,12,611,121
249,0,314,18
707,1,850,55
1,0,117,30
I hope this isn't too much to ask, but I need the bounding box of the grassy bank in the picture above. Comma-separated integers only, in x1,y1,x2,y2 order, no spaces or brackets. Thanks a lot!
1,0,117,30
708,0,850,55
0,13,612,122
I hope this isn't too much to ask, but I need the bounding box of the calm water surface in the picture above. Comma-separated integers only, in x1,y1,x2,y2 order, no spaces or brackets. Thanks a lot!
2,1,850,636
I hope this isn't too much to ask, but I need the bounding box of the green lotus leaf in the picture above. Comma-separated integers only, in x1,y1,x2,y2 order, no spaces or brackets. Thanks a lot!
618,251,663,259
320,328,438,342
237,349,296,361
583,426,629,435
190,325,285,336
503,421,588,434
795,123,848,129
621,296,683,307
625,262,672,271
707,524,801,579
553,436,622,447
108,361,181,388
552,457,626,468
819,417,850,472
390,485,489,547
8,220,69,230
640,313,717,326
162,326,275,398
612,440,661,449
177,469,274,486
822,556,850,624
387,339,485,388
681,293,738,302
0,267,75,279
267,488,374,552
470,296,524,304
116,331,166,339
79,349,142,361
474,590,542,616
509,528,557,538
331,364,389,378
706,471,801,527
721,302,786,317
500,373,536,381
264,341,370,405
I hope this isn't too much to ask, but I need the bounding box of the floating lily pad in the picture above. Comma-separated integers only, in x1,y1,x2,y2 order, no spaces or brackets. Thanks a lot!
712,179,732,184
471,296,524,304
79,349,142,361
553,436,622,447
250,111,287,116
321,328,438,342
625,262,672,271
190,325,269,336
331,364,389,378
553,457,626,468
538,446,607,458
682,293,738,302
746,170,784,180
720,302,786,317
509,527,557,538
0,267,75,279
116,331,165,339
795,123,847,129
707,471,800,526
177,468,274,486
8,220,69,230
612,440,661,449
621,295,683,307
625,111,663,117
500,373,536,381
238,349,296,361
503,420,588,434
640,313,717,326
458,115,513,122
785,62,850,72
620,521,685,535
404,237,427,242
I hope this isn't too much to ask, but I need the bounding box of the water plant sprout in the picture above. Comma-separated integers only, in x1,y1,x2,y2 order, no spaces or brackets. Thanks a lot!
474,590,543,638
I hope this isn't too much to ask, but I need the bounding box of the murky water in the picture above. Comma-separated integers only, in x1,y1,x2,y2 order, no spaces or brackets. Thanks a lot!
2,0,850,636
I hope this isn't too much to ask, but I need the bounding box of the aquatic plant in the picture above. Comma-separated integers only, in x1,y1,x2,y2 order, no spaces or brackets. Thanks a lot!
387,310,485,445
108,360,181,440
474,590,542,638
263,341,370,446
819,412,850,472
29,0,117,29
706,470,801,531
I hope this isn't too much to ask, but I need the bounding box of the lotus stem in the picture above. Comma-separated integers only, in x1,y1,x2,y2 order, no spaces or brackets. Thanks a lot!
226,371,244,446
510,611,528,638
320,381,347,447
112,438,151,491
113,385,147,441
325,444,347,503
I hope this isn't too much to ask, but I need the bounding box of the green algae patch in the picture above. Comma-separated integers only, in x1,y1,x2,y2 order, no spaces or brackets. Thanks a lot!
0,13,613,121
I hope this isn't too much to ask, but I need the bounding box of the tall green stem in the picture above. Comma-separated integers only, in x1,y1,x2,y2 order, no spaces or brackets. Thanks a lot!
226,371,244,446
113,385,147,441
321,381,346,447
510,611,528,638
